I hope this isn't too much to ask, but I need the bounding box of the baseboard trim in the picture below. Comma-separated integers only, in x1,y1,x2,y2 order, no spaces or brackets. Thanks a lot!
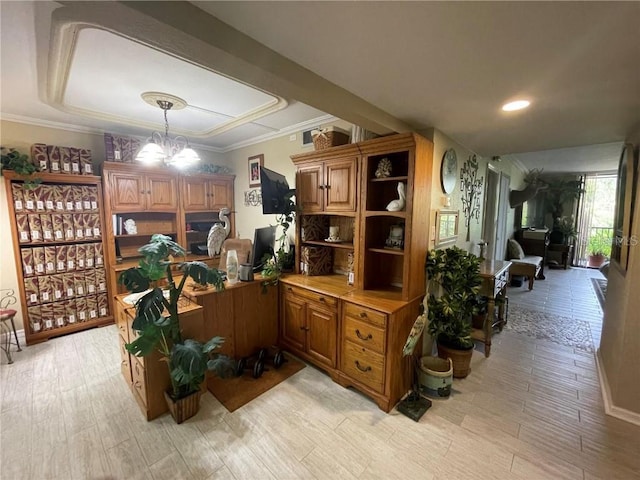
596,348,640,426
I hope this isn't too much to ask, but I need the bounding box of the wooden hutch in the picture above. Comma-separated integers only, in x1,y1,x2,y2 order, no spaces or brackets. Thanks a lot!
280,132,433,411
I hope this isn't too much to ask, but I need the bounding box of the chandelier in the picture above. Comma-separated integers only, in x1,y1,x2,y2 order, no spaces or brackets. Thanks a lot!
135,92,200,168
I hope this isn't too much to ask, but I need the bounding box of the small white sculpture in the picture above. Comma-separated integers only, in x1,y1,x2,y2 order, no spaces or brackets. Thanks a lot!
386,182,406,212
123,219,137,235
207,207,231,257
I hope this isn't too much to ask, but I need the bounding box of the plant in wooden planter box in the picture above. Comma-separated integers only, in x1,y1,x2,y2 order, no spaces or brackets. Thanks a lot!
1,147,41,187
426,247,482,378
119,234,235,423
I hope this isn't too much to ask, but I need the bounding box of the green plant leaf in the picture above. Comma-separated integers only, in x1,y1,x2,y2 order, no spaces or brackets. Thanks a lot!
126,323,163,357
203,336,225,354
207,355,237,379
131,288,165,331
118,268,151,293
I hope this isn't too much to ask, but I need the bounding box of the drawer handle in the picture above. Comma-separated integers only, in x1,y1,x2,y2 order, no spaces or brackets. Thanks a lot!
355,329,372,341
319,297,326,302
134,381,142,390
359,312,368,318
300,326,309,331
355,360,371,373
287,287,293,292
319,185,325,190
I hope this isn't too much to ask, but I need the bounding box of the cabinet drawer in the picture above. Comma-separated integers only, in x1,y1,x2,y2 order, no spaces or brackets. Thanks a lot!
342,340,385,392
343,316,386,354
282,284,337,309
119,335,132,385
131,357,147,406
116,307,129,341
343,302,386,327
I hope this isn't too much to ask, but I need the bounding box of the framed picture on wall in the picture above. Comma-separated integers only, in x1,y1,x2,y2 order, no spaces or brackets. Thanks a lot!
612,143,638,270
435,209,459,247
248,154,264,187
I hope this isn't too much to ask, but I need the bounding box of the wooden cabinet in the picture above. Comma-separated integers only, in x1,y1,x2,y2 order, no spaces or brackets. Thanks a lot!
109,171,177,212
115,293,204,420
102,163,236,305
281,133,434,411
182,177,233,212
147,174,178,211
280,283,340,369
296,158,357,213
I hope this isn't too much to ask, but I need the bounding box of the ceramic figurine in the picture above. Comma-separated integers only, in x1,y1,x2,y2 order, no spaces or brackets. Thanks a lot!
375,157,392,178
207,207,231,257
123,218,137,235
386,182,406,211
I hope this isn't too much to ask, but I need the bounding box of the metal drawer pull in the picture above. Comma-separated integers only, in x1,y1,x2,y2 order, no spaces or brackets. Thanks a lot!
287,287,293,292
319,297,325,302
355,360,371,372
134,381,142,389
359,312,367,318
355,329,372,341
300,326,309,331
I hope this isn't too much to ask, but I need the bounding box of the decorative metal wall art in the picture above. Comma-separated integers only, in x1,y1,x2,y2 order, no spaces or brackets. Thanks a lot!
459,155,484,241
243,189,262,207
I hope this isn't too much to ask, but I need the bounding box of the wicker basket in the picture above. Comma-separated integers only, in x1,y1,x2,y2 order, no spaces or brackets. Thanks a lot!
312,128,350,150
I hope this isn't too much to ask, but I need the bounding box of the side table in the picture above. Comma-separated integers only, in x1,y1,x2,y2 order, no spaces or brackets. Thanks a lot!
548,243,573,269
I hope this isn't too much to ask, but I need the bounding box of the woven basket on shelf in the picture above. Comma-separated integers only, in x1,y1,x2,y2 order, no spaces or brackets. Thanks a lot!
312,129,350,150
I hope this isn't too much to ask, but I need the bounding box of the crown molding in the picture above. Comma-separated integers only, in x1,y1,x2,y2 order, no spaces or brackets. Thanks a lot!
0,112,340,155
1,112,106,135
220,114,338,153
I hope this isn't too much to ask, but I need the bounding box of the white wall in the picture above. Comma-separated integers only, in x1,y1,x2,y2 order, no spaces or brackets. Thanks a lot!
225,120,353,240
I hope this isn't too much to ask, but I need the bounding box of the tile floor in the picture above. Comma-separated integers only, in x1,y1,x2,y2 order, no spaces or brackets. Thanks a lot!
2,267,640,480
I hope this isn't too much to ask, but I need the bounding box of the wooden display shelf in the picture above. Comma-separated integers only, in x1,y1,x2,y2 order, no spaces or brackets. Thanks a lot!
370,176,408,183
18,238,103,247
304,240,355,250
368,247,405,256
26,315,114,345
114,232,177,239
364,211,407,218
2,171,101,184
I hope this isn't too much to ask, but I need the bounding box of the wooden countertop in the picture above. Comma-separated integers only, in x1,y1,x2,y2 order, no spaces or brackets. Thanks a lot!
179,274,271,298
114,291,202,315
341,289,421,314
479,259,512,277
280,274,355,298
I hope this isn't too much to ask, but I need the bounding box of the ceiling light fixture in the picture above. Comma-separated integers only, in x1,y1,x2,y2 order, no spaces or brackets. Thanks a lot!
135,92,200,168
502,100,531,112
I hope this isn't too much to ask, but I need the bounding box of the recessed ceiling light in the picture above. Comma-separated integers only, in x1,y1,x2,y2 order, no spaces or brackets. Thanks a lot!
502,100,531,112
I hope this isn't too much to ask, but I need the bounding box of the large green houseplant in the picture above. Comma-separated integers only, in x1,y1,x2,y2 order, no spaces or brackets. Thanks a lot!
425,246,482,378
119,234,235,423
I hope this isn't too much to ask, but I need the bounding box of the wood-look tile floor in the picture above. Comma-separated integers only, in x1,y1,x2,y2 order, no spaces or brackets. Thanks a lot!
2,268,640,480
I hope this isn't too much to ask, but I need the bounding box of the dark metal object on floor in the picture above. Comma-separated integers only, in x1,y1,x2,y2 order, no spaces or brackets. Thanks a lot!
397,391,432,421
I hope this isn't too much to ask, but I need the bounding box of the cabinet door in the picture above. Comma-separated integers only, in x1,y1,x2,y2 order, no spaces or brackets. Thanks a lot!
306,303,337,368
110,173,146,211
281,294,306,352
146,175,178,211
325,158,357,212
209,180,232,210
297,164,324,212
182,178,209,211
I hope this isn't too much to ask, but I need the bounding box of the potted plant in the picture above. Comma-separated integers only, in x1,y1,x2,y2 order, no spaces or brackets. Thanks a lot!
426,247,482,378
587,231,612,268
261,191,296,286
1,147,41,187
119,234,235,423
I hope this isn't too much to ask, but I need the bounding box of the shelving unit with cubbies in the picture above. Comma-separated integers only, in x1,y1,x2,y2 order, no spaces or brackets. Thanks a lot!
4,172,114,345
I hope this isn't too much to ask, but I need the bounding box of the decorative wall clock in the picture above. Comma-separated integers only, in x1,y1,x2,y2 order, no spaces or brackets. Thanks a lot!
441,148,457,194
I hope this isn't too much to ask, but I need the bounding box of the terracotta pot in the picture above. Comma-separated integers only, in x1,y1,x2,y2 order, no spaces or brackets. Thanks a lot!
164,390,201,424
588,254,606,268
437,342,473,378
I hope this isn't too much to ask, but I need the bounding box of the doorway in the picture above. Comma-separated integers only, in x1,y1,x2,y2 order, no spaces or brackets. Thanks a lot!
575,174,617,267
482,166,509,260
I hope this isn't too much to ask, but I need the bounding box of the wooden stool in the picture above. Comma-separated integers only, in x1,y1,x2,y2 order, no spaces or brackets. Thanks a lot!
0,309,22,364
